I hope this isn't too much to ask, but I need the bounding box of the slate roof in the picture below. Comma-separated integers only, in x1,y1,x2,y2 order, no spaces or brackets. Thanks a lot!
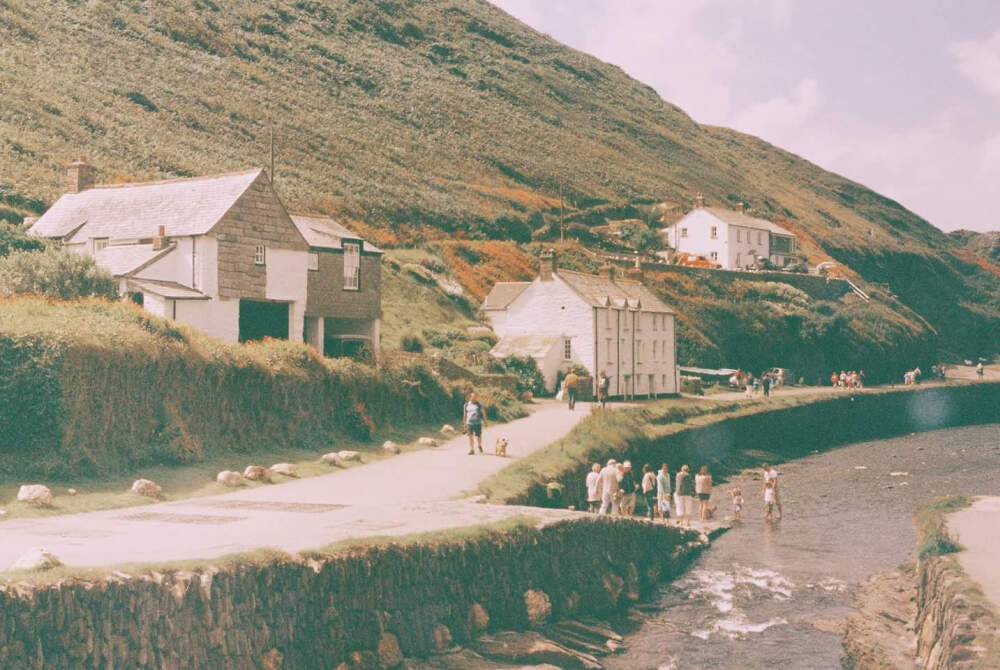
482,282,531,310
94,243,175,277
29,169,263,240
700,207,795,237
126,278,208,300
557,270,675,313
289,215,382,253
491,333,563,359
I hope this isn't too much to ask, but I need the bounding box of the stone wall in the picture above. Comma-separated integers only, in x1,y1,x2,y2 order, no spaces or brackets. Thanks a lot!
306,251,381,319
0,518,706,669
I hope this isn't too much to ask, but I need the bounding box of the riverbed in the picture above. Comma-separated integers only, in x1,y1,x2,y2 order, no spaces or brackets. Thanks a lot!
605,423,1000,670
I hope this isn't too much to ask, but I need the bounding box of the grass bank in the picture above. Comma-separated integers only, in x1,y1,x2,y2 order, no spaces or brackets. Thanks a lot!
480,383,1000,509
914,495,971,560
0,297,523,479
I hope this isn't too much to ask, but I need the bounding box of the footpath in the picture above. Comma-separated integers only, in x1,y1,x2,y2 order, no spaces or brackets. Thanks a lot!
947,496,1000,610
0,400,596,570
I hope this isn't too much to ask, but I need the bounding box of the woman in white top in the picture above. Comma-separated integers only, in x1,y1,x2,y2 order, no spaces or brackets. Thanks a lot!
585,463,602,513
694,465,713,522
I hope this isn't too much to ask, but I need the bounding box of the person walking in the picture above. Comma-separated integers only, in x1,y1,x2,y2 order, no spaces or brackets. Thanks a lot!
676,465,696,527
620,461,638,516
463,393,486,455
656,463,671,521
563,371,580,410
597,370,610,408
977,361,984,380
598,459,621,515
585,463,602,513
762,463,782,518
641,464,657,521
762,375,771,399
695,465,713,522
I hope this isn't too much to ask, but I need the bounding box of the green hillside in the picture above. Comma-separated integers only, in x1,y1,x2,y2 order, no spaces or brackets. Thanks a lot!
1,0,998,357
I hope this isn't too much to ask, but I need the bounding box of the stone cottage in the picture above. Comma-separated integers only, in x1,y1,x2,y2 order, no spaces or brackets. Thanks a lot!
29,159,382,358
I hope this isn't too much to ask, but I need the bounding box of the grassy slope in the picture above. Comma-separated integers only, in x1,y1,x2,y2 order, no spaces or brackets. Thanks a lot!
1,0,997,354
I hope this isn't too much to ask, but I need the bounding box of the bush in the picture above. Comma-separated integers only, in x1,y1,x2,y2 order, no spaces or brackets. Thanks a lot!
0,223,46,256
401,333,425,353
0,248,117,300
494,355,545,395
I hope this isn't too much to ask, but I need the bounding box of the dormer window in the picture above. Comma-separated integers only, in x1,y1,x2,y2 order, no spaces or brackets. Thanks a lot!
93,238,109,252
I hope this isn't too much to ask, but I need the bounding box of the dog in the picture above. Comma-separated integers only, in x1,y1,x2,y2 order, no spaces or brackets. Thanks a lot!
494,437,509,457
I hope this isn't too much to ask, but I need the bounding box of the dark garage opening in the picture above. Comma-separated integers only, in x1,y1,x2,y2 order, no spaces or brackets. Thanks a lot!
239,299,289,342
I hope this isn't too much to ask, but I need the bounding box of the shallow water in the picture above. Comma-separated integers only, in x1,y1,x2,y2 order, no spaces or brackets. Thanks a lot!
605,423,1000,670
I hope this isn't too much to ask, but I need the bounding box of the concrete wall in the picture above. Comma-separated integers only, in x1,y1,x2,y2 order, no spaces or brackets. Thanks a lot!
175,298,240,343
0,518,708,670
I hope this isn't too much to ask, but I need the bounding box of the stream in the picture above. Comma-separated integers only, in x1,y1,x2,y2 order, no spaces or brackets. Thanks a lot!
604,422,1000,669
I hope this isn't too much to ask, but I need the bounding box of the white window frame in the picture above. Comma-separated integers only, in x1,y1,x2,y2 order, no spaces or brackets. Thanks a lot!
254,245,266,266
710,226,717,239
680,227,688,238
307,252,319,271
710,251,718,261
343,242,360,290
563,338,572,360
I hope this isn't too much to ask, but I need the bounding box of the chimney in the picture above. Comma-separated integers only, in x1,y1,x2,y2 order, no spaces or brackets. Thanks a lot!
737,201,745,214
626,253,643,282
152,225,167,250
599,262,615,280
695,192,704,209
539,249,556,281
65,157,97,194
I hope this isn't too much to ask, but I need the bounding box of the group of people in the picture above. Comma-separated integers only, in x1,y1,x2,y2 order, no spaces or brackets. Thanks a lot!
830,370,866,389
584,462,783,525
902,367,922,386
731,370,781,399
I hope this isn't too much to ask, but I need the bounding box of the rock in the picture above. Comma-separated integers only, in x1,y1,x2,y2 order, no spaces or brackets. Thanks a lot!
243,465,271,482
10,548,62,571
440,424,457,435
418,437,439,447
376,633,403,668
337,450,361,462
432,624,453,651
322,452,344,467
270,463,298,478
16,484,53,506
524,589,552,626
468,602,490,632
889,471,909,477
382,441,400,454
131,479,163,498
624,562,640,601
66,488,78,496
471,631,602,670
216,470,244,487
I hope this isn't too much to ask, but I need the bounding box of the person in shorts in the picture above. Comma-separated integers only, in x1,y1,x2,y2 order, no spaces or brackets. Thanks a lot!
730,487,743,522
695,465,713,522
585,463,602,512
463,393,486,455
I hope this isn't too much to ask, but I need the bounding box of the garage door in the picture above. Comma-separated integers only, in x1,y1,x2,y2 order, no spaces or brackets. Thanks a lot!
239,300,289,342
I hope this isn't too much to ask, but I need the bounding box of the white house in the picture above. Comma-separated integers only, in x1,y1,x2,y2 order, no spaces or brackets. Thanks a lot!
662,196,798,270
28,159,381,356
483,251,679,398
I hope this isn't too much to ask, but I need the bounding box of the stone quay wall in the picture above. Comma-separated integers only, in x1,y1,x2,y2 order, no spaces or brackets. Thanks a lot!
0,518,707,669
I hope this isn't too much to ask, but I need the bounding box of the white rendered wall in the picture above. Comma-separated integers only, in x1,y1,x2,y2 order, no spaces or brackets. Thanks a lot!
175,298,240,342
667,210,728,265
265,248,309,343
727,224,769,270
484,309,508,336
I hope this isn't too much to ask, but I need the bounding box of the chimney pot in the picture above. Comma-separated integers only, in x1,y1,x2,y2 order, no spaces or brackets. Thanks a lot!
539,249,556,281
65,157,97,194
152,225,167,251
695,192,704,209
737,201,745,214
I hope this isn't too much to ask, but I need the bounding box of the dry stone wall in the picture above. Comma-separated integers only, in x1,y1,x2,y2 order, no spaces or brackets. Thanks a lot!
0,518,706,669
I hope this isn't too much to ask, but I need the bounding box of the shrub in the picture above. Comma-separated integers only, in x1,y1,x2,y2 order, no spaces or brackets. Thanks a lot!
496,355,545,395
401,333,425,353
0,223,45,256
0,248,117,300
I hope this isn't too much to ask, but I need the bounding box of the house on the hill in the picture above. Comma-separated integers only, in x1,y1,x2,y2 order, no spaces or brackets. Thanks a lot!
663,195,798,270
29,159,382,358
483,251,678,398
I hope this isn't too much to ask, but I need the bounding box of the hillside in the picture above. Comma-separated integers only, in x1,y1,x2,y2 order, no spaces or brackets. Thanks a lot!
1,0,998,357
950,230,1000,263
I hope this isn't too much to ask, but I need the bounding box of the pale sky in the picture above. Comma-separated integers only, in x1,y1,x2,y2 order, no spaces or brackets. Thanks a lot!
491,0,1000,233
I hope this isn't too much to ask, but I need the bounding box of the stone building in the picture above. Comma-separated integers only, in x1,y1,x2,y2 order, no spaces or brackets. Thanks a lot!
483,251,678,398
29,159,381,357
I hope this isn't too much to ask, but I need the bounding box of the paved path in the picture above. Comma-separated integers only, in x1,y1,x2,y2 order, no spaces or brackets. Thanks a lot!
0,400,596,570
948,496,1000,610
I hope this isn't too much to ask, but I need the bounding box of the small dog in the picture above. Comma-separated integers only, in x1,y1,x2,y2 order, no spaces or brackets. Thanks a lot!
494,437,509,457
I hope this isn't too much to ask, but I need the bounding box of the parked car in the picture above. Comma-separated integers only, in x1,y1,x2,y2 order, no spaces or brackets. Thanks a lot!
675,252,719,268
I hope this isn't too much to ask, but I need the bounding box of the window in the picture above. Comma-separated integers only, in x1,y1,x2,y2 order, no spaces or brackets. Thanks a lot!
710,251,718,261
343,242,360,290
563,338,572,360
758,231,763,244
94,238,109,252
254,245,266,265
710,226,718,239
680,227,688,238
736,229,742,242
308,253,319,271
605,309,611,329
653,315,658,331
606,338,613,361
736,253,742,267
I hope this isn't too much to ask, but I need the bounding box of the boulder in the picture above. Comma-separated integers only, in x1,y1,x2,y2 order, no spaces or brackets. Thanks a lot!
337,450,361,462
524,589,552,626
321,452,344,467
382,441,400,454
270,463,298,478
418,437,439,447
16,484,53,506
66,488,78,496
440,424,457,435
131,479,163,498
216,471,244,487
432,624,453,651
243,465,271,482
376,633,403,668
10,548,62,572
468,602,490,632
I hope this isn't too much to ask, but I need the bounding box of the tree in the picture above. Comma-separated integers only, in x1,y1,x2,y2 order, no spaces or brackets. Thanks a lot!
619,222,663,253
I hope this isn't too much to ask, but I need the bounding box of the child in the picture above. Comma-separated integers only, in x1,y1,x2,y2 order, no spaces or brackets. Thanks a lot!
764,479,776,520
730,487,744,522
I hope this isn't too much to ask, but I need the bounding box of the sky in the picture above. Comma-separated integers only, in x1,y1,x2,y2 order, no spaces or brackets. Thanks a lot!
490,0,1000,233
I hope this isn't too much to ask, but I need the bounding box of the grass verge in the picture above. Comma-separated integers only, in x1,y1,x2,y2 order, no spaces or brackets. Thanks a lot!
914,495,971,559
